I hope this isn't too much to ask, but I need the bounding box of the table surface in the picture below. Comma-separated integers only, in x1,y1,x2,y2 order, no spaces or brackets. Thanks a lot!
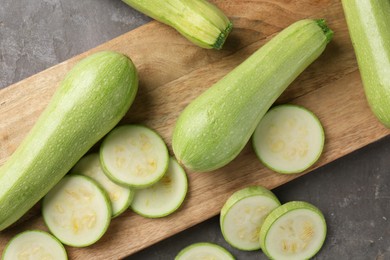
0,0,389,259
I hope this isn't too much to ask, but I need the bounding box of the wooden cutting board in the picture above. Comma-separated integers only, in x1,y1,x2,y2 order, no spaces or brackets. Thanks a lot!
0,0,389,259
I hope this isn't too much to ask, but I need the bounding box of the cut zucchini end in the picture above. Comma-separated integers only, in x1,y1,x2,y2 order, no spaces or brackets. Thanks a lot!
260,201,327,260
2,230,68,260
220,186,281,251
252,104,325,174
175,242,235,260
131,157,188,218
42,175,111,247
100,125,170,188
315,19,334,43
213,22,233,50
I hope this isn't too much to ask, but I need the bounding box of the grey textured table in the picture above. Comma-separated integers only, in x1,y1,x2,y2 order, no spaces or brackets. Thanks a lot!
1,0,389,259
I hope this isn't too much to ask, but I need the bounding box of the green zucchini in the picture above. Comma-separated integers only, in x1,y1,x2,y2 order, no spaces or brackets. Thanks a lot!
172,19,333,172
341,0,390,128
122,0,232,49
0,51,138,231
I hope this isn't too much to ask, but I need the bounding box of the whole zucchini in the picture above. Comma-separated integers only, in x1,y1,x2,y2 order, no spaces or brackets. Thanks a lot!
122,0,232,50
172,19,333,172
341,0,390,128
0,51,138,231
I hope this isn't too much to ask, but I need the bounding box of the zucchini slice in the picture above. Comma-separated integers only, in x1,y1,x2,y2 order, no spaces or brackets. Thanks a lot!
259,201,327,260
175,242,235,260
341,0,390,127
220,186,281,251
131,158,188,218
252,105,325,174
2,230,67,260
42,175,111,247
71,153,134,218
100,125,169,188
122,0,232,49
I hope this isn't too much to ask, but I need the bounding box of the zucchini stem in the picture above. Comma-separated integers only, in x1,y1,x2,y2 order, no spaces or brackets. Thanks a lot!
213,22,233,50
316,19,334,43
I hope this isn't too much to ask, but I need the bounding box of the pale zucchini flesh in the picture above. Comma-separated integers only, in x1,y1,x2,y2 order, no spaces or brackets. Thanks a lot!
131,157,188,218
220,186,280,251
2,230,67,260
260,201,327,260
122,0,232,49
42,175,111,247
100,125,169,188
71,153,134,218
175,242,235,260
172,19,333,172
342,0,390,128
0,51,138,231
252,105,325,174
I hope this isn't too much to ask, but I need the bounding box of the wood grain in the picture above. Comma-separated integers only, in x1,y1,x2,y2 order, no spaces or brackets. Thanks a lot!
0,0,389,259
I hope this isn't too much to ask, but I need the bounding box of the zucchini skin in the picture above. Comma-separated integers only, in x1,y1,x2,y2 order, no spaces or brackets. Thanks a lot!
341,0,390,128
0,51,138,231
172,19,333,172
122,0,233,49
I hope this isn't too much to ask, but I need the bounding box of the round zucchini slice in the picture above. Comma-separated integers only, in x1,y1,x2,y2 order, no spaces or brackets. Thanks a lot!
220,186,281,250
259,201,327,260
253,104,325,174
131,158,188,218
175,242,235,260
2,230,67,260
42,175,111,247
100,125,169,188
